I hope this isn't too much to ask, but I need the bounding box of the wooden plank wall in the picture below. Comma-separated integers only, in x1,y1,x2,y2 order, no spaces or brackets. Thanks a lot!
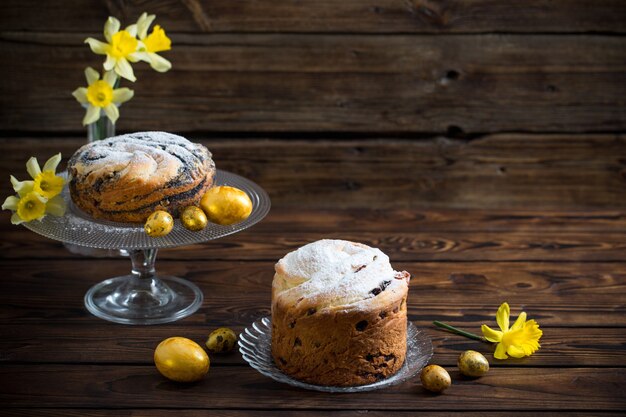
0,1,625,209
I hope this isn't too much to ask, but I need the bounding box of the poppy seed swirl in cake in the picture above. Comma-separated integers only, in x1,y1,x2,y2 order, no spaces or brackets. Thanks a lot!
68,132,215,223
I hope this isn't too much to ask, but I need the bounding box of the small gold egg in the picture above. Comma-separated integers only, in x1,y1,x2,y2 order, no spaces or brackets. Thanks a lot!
154,337,210,383
144,210,174,237
458,350,489,377
200,186,253,226
180,206,208,231
205,327,238,354
420,364,451,393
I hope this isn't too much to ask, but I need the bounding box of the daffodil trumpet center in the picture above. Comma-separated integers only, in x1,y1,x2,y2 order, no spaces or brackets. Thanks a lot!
108,30,138,58
33,171,65,199
143,25,171,53
16,192,47,222
86,80,114,107
502,329,521,346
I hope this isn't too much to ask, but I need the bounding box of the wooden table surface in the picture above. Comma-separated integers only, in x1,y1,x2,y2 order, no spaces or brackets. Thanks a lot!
2,0,626,413
1,137,625,416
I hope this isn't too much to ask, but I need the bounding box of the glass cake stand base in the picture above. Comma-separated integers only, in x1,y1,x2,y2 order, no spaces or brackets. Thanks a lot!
84,249,203,325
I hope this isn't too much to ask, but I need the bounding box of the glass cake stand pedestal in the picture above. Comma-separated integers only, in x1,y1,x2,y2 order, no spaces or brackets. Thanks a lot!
23,170,270,325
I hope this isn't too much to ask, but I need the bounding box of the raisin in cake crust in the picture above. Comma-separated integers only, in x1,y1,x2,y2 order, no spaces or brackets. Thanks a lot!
68,132,215,223
271,239,410,386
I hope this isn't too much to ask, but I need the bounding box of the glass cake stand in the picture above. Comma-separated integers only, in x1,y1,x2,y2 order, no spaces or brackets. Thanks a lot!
23,170,270,325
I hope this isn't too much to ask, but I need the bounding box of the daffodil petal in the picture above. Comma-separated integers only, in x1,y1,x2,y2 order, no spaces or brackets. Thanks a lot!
46,195,67,217
511,311,527,331
481,324,503,342
104,55,116,71
85,67,100,84
133,51,151,63
104,16,121,43
496,302,510,332
26,156,41,179
126,52,142,63
72,87,88,104
2,195,19,211
85,38,109,55
112,88,134,104
104,104,119,124
147,53,172,73
103,70,118,87
125,24,137,38
137,12,156,39
42,153,62,173
506,344,527,358
10,176,34,196
115,58,136,82
494,343,508,360
83,105,101,126
10,212,24,225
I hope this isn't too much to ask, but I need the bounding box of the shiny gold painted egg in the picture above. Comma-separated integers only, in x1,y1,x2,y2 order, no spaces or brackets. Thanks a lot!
200,186,253,226
154,337,210,383
420,364,451,393
180,206,208,231
144,210,174,237
458,350,489,377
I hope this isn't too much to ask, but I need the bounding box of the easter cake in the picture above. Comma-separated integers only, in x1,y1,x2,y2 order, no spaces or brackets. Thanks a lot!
271,239,411,386
67,131,215,223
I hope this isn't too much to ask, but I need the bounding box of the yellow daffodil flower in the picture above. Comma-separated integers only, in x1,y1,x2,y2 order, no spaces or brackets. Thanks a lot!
481,302,543,360
3,188,66,225
134,12,172,72
72,67,134,125
3,191,47,223
2,153,67,224
26,153,64,199
85,17,142,81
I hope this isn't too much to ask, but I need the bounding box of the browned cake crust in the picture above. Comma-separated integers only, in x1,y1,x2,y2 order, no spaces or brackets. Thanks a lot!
272,289,408,386
67,132,215,223
271,240,410,386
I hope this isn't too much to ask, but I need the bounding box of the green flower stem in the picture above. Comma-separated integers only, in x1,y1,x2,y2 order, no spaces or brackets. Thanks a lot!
95,116,106,140
87,114,115,141
433,320,487,342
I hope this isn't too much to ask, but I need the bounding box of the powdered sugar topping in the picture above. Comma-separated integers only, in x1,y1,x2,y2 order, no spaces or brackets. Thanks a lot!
68,131,211,184
274,239,408,310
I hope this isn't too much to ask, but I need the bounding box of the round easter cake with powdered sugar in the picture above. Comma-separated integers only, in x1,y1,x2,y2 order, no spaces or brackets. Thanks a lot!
67,132,215,223
271,239,411,386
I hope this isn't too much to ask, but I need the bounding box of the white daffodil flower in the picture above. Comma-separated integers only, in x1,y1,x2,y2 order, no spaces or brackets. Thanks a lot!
72,67,134,125
134,12,172,73
84,17,143,81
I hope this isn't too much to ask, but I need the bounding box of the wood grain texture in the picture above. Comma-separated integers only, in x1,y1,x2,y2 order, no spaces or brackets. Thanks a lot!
5,412,625,417
1,324,624,367
1,0,625,413
3,223,626,262
1,0,625,33
1,135,624,211
0,365,624,410
0,260,623,326
1,34,624,133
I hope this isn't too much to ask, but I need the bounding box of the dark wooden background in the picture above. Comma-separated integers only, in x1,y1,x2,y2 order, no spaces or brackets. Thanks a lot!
0,1,625,416
1,1,625,209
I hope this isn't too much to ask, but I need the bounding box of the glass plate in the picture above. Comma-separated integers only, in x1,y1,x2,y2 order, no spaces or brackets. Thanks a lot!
22,169,270,250
239,316,433,393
